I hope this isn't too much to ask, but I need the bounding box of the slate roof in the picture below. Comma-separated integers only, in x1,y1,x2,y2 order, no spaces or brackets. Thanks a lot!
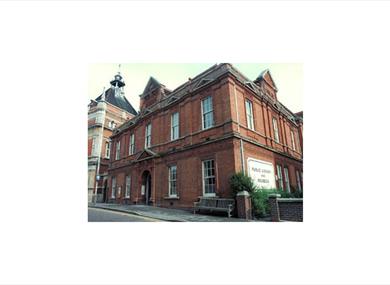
114,63,301,135
95,88,138,116
294,111,303,123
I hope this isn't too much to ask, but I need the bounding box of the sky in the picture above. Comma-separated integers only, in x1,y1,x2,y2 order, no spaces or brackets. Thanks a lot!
88,63,303,113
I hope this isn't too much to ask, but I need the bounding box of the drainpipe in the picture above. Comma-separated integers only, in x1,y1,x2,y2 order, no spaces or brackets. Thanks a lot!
233,83,245,174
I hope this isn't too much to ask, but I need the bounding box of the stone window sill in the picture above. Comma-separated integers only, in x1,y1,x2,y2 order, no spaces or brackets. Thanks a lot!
164,196,180,200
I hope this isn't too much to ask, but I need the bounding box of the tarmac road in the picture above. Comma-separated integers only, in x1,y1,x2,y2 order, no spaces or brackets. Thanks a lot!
88,207,162,222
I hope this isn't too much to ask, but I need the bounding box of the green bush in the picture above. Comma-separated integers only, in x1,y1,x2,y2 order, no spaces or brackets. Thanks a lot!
251,189,274,217
229,172,258,195
229,172,303,218
252,188,303,217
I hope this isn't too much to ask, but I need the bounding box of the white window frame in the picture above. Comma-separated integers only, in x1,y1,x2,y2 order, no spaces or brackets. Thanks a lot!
168,165,177,197
96,111,104,124
245,99,254,130
115,141,120,160
276,164,283,190
105,141,111,159
109,121,116,129
111,177,116,199
125,175,131,198
272,118,280,143
91,137,96,155
171,112,179,141
284,167,291,193
201,96,214,130
129,133,135,155
202,159,216,197
296,170,302,192
290,130,296,151
145,123,151,148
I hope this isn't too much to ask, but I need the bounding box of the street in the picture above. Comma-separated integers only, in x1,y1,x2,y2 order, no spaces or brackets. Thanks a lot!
88,207,161,222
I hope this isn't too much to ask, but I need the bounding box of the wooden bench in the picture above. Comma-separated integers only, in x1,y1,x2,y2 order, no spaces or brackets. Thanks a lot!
193,197,235,218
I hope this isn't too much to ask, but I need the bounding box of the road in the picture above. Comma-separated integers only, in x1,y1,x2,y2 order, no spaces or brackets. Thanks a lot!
88,207,161,222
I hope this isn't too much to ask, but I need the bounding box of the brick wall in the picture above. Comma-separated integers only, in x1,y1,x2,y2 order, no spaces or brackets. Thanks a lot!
268,194,303,222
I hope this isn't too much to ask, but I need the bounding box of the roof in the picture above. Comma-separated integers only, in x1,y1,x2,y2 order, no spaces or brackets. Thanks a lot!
255,69,278,91
140,76,172,98
141,77,162,96
294,111,303,123
114,63,299,135
295,111,303,118
95,88,137,116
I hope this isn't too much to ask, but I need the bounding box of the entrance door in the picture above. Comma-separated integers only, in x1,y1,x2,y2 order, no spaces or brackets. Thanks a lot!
141,171,152,205
103,179,108,203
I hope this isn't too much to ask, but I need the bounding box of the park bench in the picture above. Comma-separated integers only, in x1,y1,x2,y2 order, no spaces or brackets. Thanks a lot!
193,197,235,218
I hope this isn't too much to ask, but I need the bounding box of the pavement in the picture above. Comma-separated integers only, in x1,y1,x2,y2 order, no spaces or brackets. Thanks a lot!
88,203,255,222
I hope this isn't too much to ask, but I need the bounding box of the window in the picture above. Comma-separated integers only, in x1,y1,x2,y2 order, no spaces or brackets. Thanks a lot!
129,134,135,155
168,165,177,197
125,175,131,198
145,123,151,148
291,130,296,151
276,164,284,190
245,99,254,130
115,141,120,160
111,177,116,198
284,167,291,193
171,112,179,141
109,121,115,129
202,159,216,196
96,111,104,124
91,137,96,155
296,170,302,192
272,118,280,143
201,96,214,130
105,141,111,158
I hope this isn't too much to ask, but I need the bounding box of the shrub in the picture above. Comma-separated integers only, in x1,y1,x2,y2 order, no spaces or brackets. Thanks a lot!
275,189,294,198
251,189,274,217
229,172,258,195
229,172,303,218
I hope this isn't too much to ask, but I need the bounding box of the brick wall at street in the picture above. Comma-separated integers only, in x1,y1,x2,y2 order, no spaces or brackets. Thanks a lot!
269,195,303,222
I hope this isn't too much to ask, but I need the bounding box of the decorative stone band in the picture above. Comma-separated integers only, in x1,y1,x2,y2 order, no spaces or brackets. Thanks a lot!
236,190,250,197
277,198,303,203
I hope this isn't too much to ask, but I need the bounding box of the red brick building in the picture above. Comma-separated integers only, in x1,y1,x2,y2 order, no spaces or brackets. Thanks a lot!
106,64,303,209
88,72,137,202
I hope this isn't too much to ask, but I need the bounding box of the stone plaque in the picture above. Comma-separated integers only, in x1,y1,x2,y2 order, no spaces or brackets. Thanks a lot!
247,158,276,189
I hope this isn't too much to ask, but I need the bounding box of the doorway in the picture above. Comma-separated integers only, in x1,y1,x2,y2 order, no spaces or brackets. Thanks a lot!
141,171,152,205
103,179,108,203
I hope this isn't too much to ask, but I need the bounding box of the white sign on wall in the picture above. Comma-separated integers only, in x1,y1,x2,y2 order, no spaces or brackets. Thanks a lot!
247,158,276,189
